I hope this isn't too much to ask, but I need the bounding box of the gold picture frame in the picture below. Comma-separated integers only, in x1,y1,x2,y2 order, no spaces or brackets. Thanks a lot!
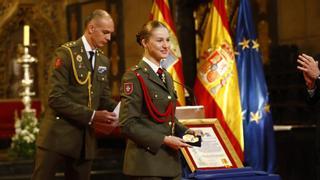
180,118,243,172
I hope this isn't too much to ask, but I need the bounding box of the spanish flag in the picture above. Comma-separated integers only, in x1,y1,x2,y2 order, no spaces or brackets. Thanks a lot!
150,0,186,106
194,0,244,160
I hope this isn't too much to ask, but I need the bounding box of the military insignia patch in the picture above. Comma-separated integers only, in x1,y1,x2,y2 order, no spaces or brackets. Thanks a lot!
124,83,133,95
98,66,107,73
76,54,82,62
54,58,62,69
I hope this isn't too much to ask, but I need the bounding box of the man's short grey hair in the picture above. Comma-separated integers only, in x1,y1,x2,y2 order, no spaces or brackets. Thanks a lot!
84,9,110,28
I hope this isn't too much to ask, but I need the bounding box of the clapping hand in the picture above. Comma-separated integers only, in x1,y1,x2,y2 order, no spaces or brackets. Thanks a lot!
297,53,320,89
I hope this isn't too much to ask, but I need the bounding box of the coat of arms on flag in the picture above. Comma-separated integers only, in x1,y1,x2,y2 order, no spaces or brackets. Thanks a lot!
198,43,235,95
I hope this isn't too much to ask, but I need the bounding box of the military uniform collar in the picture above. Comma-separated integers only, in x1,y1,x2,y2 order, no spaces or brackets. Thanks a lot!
138,60,152,73
138,60,169,90
142,57,165,74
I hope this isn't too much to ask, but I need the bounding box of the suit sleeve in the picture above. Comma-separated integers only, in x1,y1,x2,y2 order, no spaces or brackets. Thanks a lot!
306,80,320,105
48,47,93,126
119,71,165,154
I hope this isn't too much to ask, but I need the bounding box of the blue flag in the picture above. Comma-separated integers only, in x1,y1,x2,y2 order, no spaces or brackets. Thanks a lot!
235,0,276,173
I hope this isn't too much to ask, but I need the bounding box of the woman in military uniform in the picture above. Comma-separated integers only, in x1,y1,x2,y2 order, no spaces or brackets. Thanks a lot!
119,20,198,180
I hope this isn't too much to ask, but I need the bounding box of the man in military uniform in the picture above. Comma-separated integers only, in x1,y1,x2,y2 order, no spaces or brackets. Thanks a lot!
32,9,118,180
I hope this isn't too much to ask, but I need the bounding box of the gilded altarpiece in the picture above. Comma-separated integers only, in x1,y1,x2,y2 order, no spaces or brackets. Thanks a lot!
0,0,67,109
0,0,124,108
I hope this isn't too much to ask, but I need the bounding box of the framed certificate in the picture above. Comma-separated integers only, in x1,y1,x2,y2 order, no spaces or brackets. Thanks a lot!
180,118,243,172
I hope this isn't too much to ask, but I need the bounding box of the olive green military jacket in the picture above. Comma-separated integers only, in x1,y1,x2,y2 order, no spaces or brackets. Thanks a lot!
36,38,117,160
119,60,188,177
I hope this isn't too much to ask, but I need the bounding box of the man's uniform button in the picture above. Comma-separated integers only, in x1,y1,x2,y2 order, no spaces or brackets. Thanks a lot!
56,116,60,120
168,95,172,99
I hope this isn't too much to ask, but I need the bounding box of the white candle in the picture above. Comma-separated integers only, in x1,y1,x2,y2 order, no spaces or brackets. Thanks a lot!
23,25,30,46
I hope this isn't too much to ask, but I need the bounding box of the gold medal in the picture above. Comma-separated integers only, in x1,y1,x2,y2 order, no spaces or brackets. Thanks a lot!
183,134,199,143
182,134,202,147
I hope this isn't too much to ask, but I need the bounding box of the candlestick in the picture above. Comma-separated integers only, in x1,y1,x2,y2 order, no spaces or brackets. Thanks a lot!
23,25,30,46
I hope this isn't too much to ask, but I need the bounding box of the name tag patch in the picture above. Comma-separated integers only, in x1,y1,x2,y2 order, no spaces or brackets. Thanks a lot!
98,66,107,74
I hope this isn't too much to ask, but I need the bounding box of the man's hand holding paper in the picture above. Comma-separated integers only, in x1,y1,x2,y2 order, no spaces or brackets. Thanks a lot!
92,102,120,135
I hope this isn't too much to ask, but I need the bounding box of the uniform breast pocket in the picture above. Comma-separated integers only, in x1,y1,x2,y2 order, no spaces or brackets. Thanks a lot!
150,91,173,104
150,91,173,112
150,91,164,100
73,69,89,85
97,74,107,82
97,65,108,83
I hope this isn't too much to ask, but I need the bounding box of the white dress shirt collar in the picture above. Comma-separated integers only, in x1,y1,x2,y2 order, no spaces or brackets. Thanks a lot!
142,57,164,74
81,36,96,68
81,36,95,53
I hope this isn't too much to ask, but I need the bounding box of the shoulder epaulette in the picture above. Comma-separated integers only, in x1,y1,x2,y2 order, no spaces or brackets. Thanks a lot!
97,49,104,55
62,41,77,48
130,65,140,71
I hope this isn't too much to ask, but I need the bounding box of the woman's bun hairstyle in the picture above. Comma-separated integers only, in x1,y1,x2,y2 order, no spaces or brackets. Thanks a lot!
135,20,168,47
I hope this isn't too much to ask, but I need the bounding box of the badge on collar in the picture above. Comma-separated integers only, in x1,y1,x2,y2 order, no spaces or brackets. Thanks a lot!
124,82,133,95
98,66,107,73
76,54,82,62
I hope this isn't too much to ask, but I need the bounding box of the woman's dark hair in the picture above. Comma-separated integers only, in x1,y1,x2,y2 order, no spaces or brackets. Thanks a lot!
136,20,168,46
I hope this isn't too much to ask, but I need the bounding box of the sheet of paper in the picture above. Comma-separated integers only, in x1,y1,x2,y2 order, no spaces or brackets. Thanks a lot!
187,127,232,168
113,102,121,118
